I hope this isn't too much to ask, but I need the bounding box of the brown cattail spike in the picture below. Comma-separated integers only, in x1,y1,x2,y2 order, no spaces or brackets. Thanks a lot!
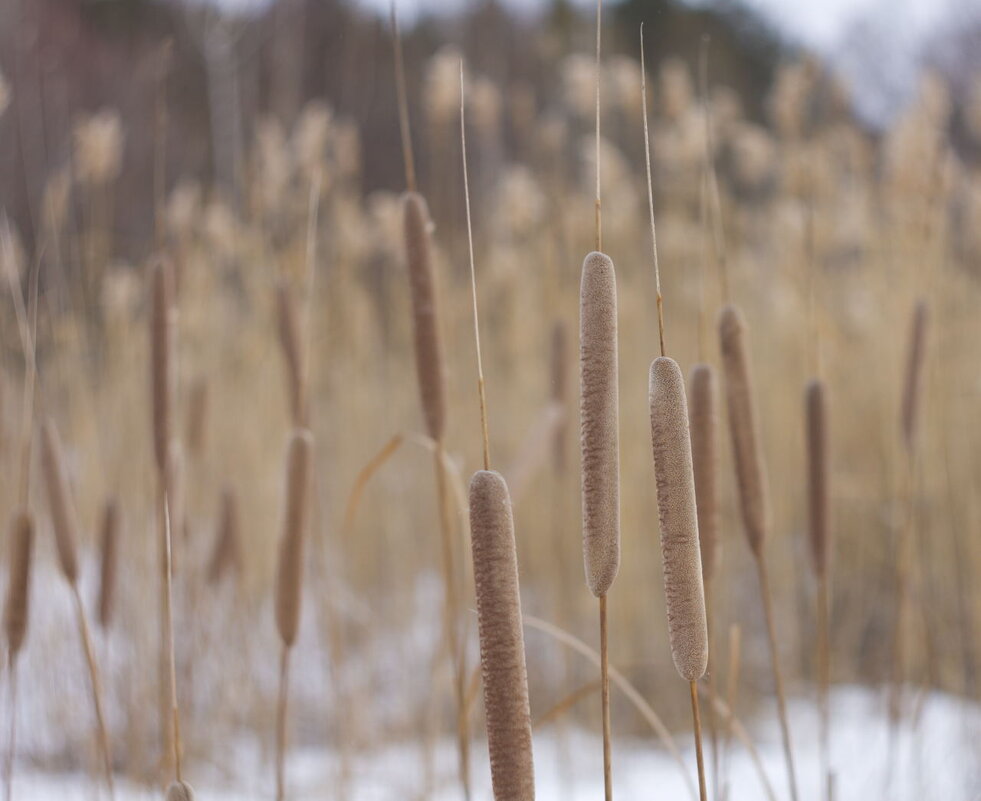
688,364,719,584
40,419,81,584
402,191,447,441
150,257,176,474
468,470,535,801
650,357,709,682
4,510,34,659
805,380,829,578
97,498,120,629
718,304,769,557
900,299,928,452
275,429,314,648
580,251,620,597
208,486,242,585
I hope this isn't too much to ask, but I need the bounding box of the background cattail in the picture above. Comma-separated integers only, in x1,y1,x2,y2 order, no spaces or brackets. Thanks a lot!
40,419,81,584
718,304,769,557
276,281,307,427
688,364,719,584
4,510,34,659
402,191,447,442
468,470,535,801
186,378,209,457
900,299,928,451
579,251,620,597
208,486,242,585
650,357,708,682
550,320,568,473
150,257,176,474
97,498,120,630
275,429,314,648
165,781,195,801
805,380,829,578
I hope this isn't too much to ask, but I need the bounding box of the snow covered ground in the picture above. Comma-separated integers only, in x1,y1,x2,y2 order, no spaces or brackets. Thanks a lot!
8,685,980,800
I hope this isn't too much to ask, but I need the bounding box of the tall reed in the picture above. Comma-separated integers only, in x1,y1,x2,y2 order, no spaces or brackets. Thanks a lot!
207,487,242,585
276,281,307,427
718,304,798,801
274,429,314,801
40,419,115,797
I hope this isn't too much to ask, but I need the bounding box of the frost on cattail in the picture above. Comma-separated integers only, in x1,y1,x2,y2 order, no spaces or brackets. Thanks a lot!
275,430,314,648
402,191,447,441
900,300,928,452
40,420,81,584
150,257,176,474
468,470,535,801
73,109,124,185
4,511,34,659
650,358,708,682
580,251,620,597
689,364,720,584
276,281,307,426
165,781,195,801
97,498,120,630
805,380,830,578
718,305,769,557
208,486,242,585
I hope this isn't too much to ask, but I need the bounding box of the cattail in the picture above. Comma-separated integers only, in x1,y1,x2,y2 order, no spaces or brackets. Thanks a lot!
579,251,620,597
4,510,34,659
97,498,120,629
186,378,209,457
550,320,568,473
166,440,186,547
165,781,195,801
900,299,928,451
275,429,314,647
40,419,80,584
688,364,719,584
276,281,307,427
208,486,242,584
718,305,769,557
402,191,447,442
150,257,175,474
805,380,829,577
649,358,708,682
468,470,535,801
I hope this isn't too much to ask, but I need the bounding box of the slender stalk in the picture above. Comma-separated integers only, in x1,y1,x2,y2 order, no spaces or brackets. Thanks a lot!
4,660,16,801
163,500,182,782
640,24,664,358
600,593,612,801
756,557,799,801
594,0,602,251
817,573,831,801
72,586,114,798
275,646,290,801
690,681,708,801
390,0,416,193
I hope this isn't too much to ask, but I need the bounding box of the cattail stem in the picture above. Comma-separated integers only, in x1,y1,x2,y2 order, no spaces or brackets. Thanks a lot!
275,645,290,801
4,660,17,801
639,24,665,358
705,581,720,798
756,557,799,801
817,574,831,801
690,681,708,801
390,0,416,193
72,586,114,798
163,500,182,782
600,594,612,801
594,0,602,252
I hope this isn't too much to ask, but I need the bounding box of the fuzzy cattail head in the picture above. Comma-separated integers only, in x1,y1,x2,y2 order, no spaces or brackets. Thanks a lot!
718,304,769,557
468,470,536,801
150,257,176,474
805,380,830,578
688,364,720,584
275,429,314,648
40,419,80,584
165,781,195,801
579,251,620,597
276,281,307,427
900,299,928,452
97,498,120,630
650,358,708,682
402,191,447,442
4,510,34,659
550,320,568,473
208,486,242,585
